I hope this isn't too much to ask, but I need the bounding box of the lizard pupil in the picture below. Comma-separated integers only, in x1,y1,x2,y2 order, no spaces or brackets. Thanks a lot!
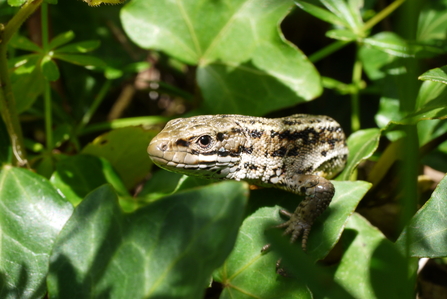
197,135,212,148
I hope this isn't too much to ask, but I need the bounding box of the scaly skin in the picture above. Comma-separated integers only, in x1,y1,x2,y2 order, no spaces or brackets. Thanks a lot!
147,114,348,250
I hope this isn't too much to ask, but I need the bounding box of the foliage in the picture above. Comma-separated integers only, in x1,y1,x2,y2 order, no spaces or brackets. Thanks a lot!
0,0,447,298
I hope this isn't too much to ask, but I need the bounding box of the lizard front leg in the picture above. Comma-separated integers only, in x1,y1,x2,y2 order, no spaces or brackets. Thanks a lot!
276,174,335,251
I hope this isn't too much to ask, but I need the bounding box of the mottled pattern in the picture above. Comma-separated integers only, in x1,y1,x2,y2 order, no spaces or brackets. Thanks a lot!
148,114,348,250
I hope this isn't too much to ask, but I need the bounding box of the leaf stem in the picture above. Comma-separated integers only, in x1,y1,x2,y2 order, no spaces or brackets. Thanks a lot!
41,3,53,150
76,79,112,134
0,0,43,166
309,40,350,63
350,49,362,132
362,0,406,32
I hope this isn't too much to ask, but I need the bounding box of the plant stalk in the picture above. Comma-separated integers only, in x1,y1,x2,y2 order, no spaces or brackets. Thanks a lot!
350,49,362,132
363,0,406,32
41,3,53,151
309,40,349,64
0,0,43,166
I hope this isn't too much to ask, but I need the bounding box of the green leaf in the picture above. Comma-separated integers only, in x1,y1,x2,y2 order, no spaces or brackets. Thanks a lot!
0,118,12,165
363,32,413,57
82,127,157,189
0,167,73,299
7,0,26,7
104,67,123,79
41,55,60,81
335,213,415,299
419,66,447,84
79,116,168,136
396,93,447,125
375,97,405,139
396,174,447,258
139,169,183,201
35,153,57,179
326,29,358,41
214,180,371,297
55,40,101,53
359,46,399,80
48,30,75,50
416,80,447,110
337,128,381,181
9,34,41,52
294,0,345,27
48,182,248,298
215,207,312,298
9,55,45,113
53,53,107,68
417,1,447,43
83,0,127,6
52,123,71,148
121,0,321,115
50,154,130,206
321,0,364,34
197,59,319,115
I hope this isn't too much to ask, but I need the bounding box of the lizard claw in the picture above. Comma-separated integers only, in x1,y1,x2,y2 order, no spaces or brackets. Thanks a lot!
275,209,312,251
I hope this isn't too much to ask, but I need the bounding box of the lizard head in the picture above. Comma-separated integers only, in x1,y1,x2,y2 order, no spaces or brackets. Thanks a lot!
147,115,248,178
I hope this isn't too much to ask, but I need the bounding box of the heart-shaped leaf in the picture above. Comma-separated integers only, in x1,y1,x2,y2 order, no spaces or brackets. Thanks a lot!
0,167,73,299
48,181,248,298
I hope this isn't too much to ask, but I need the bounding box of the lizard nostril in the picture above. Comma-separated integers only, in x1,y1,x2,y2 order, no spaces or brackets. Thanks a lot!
159,143,168,151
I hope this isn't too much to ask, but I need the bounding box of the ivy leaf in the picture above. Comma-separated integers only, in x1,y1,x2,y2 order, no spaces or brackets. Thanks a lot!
214,181,371,298
50,154,130,206
121,0,321,115
335,214,415,299
396,174,447,257
48,182,248,298
0,167,73,299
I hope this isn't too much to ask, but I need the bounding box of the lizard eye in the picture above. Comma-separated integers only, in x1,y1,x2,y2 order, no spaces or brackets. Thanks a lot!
197,135,212,148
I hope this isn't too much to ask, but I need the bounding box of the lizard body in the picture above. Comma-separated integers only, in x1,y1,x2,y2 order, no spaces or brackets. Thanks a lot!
147,114,348,250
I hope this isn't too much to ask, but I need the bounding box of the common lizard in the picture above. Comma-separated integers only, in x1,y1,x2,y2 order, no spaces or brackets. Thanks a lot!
147,114,348,250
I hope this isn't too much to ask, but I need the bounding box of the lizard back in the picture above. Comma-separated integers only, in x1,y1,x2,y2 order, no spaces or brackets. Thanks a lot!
147,114,348,188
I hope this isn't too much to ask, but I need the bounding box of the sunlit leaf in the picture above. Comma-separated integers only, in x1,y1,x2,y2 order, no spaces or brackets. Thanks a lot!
48,31,75,50
121,0,321,115
48,182,248,298
83,0,127,6
214,181,371,298
50,154,129,206
335,213,415,299
396,174,447,257
53,53,106,68
419,66,447,84
294,0,345,27
0,167,73,299
55,40,101,53
82,127,157,189
337,128,381,181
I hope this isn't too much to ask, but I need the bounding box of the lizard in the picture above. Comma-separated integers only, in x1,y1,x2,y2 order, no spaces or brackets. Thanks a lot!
147,114,348,251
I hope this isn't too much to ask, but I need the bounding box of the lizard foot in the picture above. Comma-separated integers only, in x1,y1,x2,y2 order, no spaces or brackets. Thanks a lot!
275,209,312,251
